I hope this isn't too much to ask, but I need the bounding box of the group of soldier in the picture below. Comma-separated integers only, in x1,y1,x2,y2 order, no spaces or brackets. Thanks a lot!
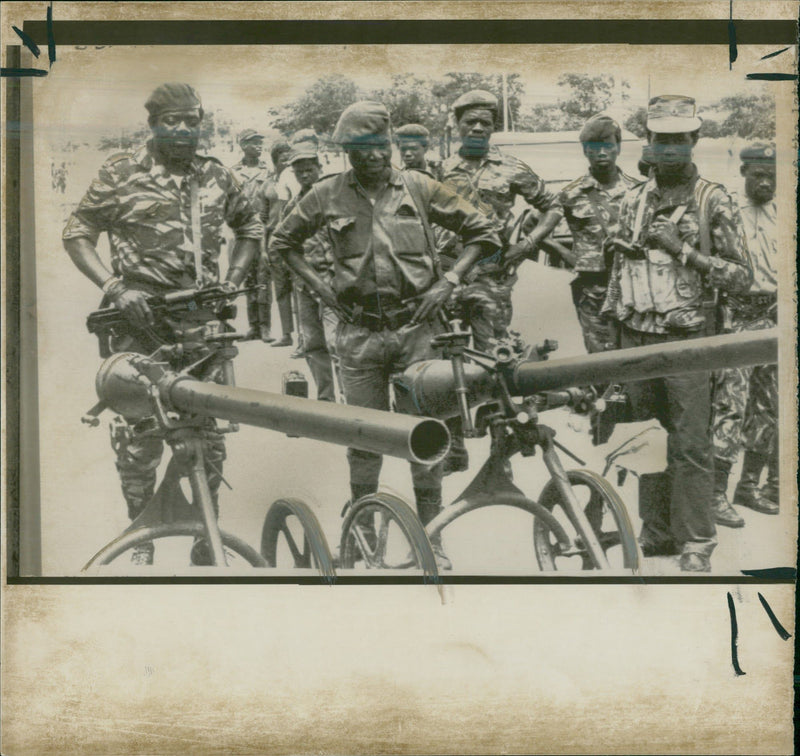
63,81,779,572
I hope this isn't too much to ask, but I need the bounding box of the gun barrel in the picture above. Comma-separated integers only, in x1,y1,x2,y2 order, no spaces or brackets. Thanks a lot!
510,329,778,395
95,353,450,465
392,329,779,419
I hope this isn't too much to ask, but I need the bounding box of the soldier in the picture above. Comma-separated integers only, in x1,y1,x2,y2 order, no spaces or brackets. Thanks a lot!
269,101,502,569
263,139,296,347
558,115,639,354
710,142,779,526
394,123,443,180
602,95,752,572
63,83,263,566
440,89,563,353
230,129,274,341
281,139,338,402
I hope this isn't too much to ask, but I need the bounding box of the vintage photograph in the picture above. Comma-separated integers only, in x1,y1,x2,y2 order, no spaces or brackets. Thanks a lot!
20,41,794,578
2,3,797,754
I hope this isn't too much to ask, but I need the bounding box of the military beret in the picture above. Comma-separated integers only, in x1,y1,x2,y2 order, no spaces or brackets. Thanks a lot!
740,142,776,164
394,123,430,143
579,114,622,144
237,129,264,145
145,83,203,117
452,90,499,119
331,101,391,146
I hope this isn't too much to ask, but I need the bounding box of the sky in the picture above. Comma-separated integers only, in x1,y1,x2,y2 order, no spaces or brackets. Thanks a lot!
31,42,786,145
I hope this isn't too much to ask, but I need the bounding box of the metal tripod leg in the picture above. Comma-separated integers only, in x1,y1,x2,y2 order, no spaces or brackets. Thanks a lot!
186,439,228,566
540,429,610,569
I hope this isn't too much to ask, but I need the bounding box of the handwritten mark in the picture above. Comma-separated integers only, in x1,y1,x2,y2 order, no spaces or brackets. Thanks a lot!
757,592,791,640
727,592,746,676
11,26,40,57
761,46,791,60
728,0,737,70
1,1,55,78
746,73,799,81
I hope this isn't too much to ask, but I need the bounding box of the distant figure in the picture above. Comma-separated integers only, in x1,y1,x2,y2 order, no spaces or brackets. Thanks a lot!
394,123,442,180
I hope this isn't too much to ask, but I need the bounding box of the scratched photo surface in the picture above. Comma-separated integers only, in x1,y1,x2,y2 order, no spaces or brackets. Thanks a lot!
3,2,798,755
23,43,797,577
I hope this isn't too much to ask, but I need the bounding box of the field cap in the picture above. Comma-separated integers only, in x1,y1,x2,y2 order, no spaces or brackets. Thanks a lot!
646,95,702,133
288,142,319,164
237,129,264,145
145,83,203,117
740,142,776,165
452,89,499,120
579,114,621,144
331,101,391,146
395,124,430,145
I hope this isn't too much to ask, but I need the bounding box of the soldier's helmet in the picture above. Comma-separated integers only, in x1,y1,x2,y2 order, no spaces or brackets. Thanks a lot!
452,90,499,121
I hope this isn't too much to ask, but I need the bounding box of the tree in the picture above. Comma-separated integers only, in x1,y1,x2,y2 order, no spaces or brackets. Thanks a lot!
270,75,362,137
557,73,615,128
716,94,775,139
623,107,648,139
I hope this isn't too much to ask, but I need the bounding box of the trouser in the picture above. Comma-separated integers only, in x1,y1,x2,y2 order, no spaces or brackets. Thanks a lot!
619,324,716,557
456,271,516,353
570,272,615,354
296,287,335,402
109,328,226,523
711,309,777,463
270,256,294,337
244,241,272,330
337,319,443,492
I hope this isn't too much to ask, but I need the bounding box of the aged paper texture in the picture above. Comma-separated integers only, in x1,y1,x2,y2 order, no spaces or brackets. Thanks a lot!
2,1,797,753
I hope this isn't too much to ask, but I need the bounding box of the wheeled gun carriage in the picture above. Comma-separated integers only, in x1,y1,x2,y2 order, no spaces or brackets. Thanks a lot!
80,285,778,577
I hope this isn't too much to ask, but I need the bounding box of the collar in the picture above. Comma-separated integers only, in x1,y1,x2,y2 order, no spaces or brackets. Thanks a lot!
455,144,503,165
647,163,699,197
136,139,205,178
346,167,404,188
579,167,627,193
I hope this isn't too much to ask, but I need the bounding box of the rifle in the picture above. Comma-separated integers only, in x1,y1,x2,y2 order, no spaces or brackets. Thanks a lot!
87,284,261,357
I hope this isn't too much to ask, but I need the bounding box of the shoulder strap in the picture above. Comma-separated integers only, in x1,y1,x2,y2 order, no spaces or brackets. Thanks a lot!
693,176,720,258
401,171,440,274
189,177,204,288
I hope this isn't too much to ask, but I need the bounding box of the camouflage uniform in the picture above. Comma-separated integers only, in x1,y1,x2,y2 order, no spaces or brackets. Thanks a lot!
440,146,561,352
63,139,263,528
262,174,295,339
270,163,500,504
282,187,338,401
230,158,273,334
558,168,639,353
602,163,752,561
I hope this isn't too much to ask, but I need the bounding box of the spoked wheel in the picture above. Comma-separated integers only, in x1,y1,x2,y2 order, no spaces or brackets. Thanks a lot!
533,469,640,571
339,492,437,574
82,522,268,570
260,498,336,579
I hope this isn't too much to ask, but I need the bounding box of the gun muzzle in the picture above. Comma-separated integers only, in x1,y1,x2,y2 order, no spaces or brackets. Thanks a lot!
95,353,450,465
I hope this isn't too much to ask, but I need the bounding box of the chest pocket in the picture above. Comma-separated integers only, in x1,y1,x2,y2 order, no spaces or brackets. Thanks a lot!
393,203,427,256
326,216,358,259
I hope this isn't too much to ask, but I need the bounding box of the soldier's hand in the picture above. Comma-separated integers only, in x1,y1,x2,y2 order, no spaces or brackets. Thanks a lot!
110,287,154,329
645,220,683,256
505,240,534,266
412,279,455,324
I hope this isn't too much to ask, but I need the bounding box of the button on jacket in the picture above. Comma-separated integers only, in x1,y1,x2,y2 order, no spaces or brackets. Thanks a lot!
63,141,264,290
559,168,639,272
269,168,501,306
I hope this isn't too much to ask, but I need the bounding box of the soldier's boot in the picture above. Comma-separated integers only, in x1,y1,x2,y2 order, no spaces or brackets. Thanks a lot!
118,469,157,566
710,458,745,528
757,451,779,515
245,299,261,341
344,483,378,555
415,487,452,571
733,451,771,514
